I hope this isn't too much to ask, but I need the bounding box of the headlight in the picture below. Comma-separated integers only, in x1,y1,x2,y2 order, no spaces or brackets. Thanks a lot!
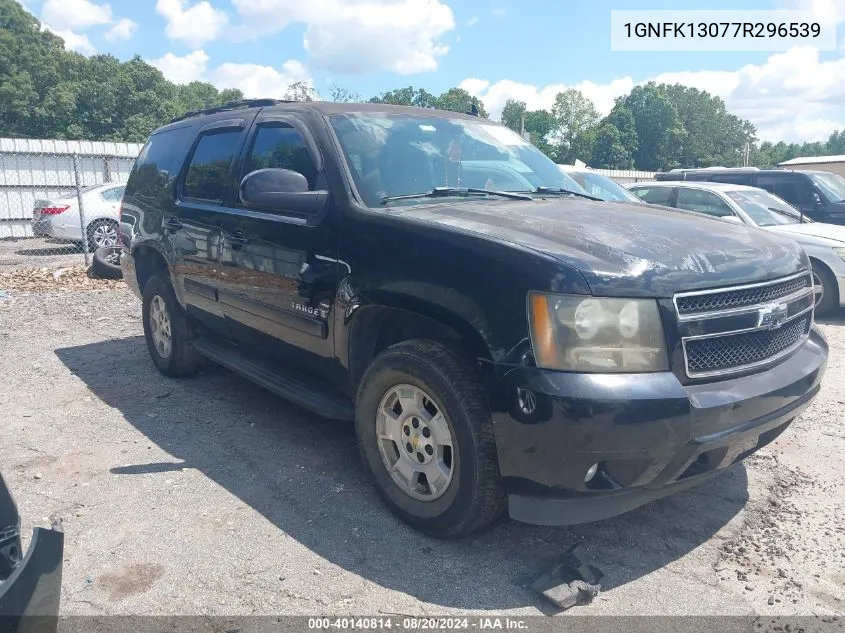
528,293,669,372
834,247,845,263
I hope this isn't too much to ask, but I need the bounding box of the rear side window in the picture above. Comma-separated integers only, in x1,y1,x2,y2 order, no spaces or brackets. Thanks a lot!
183,131,242,203
128,126,192,196
676,189,735,217
244,124,318,189
708,173,751,185
632,187,673,205
754,174,813,206
102,186,125,201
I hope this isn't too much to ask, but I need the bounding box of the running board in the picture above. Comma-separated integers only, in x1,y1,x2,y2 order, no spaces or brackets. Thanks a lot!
193,338,355,421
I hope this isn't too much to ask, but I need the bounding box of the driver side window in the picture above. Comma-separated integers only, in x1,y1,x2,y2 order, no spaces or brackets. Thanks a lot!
245,124,319,190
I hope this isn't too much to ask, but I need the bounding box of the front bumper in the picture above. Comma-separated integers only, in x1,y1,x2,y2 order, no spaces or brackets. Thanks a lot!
492,329,828,526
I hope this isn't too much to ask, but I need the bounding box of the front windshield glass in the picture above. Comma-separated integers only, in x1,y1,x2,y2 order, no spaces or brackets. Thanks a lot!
329,113,589,206
563,170,640,202
809,172,845,203
725,189,805,226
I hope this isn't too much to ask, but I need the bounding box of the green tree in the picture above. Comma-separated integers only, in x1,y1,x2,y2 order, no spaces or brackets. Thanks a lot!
524,109,556,155
328,84,360,103
0,0,247,141
435,87,489,117
616,83,686,170
551,89,600,162
500,99,527,132
591,123,633,169
604,106,638,159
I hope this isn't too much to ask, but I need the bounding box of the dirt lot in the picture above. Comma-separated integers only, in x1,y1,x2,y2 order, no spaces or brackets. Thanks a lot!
0,237,88,270
0,277,843,618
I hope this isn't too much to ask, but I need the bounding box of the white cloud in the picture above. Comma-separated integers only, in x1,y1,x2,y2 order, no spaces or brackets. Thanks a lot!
490,7,506,17
230,0,454,75
104,18,138,41
465,47,845,143
156,0,229,48
149,51,313,99
42,25,97,56
208,60,312,98
462,77,634,120
150,50,210,84
41,0,112,31
466,16,478,26
779,0,845,25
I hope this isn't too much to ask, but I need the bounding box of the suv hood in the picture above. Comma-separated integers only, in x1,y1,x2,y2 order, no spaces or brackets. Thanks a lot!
390,198,807,297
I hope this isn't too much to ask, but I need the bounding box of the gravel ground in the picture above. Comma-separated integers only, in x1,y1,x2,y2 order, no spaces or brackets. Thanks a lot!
0,237,88,270
0,283,843,617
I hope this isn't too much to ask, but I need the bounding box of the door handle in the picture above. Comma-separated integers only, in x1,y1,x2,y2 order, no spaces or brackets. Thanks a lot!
162,218,182,231
224,230,248,248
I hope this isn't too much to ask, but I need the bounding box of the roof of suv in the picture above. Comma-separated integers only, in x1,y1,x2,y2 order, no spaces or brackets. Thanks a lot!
629,181,760,192
168,98,486,125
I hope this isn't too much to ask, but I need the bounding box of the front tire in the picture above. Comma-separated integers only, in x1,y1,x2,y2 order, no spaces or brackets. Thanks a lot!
142,274,201,377
812,262,838,317
356,340,506,538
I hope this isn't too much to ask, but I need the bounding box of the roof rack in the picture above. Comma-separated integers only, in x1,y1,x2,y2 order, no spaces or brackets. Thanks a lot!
170,98,292,123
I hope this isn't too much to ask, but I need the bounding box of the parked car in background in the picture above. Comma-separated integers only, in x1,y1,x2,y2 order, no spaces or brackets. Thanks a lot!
0,473,64,631
558,165,642,202
654,167,845,226
628,181,845,315
121,99,826,538
31,183,125,251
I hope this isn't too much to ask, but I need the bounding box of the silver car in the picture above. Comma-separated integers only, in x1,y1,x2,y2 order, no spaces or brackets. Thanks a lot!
628,181,845,315
31,183,125,251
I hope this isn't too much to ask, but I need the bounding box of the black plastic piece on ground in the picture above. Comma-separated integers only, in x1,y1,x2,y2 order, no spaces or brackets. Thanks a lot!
530,545,604,611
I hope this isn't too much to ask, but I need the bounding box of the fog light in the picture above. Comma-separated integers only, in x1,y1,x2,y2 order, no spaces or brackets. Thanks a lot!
584,462,599,483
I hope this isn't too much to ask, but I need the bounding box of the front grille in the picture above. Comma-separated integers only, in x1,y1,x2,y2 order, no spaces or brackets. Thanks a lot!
686,314,811,375
676,274,811,315
675,272,814,378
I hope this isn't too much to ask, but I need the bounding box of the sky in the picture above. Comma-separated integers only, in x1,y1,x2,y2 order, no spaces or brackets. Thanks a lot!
17,0,845,143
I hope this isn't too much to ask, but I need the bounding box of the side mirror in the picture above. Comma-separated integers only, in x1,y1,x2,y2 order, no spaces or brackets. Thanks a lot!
240,168,328,215
721,215,743,224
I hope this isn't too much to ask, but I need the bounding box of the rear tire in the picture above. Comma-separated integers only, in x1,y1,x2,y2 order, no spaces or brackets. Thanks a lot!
811,262,838,317
142,274,201,377
355,340,506,538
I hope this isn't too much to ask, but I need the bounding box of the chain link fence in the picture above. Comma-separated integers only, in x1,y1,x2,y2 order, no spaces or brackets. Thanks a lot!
0,137,142,270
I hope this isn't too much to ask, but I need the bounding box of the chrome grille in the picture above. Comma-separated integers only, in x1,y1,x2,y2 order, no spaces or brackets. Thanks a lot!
675,271,814,378
686,314,811,374
676,274,811,316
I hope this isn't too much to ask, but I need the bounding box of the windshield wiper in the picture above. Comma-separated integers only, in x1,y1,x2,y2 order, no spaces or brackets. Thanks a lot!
381,187,532,203
526,187,604,202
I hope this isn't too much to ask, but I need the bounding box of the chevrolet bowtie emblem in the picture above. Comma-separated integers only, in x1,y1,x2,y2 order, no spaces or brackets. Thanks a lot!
757,302,789,330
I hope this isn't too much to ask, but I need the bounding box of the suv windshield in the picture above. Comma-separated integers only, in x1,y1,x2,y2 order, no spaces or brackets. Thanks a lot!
329,113,589,207
725,189,807,226
809,172,845,203
563,170,640,202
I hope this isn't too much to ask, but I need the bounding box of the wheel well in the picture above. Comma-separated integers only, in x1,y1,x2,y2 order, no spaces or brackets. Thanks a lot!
348,306,493,392
809,257,839,302
133,245,169,294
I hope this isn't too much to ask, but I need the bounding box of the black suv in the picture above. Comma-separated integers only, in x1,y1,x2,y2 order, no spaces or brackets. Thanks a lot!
655,167,845,225
120,100,828,538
